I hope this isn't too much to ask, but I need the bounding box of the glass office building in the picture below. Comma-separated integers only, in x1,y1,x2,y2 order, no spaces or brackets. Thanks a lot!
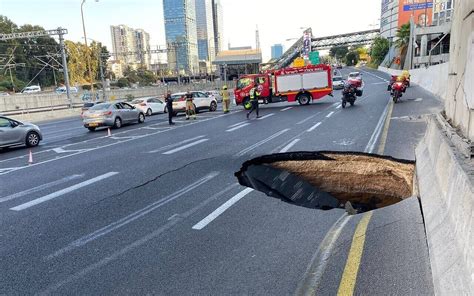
163,0,199,74
196,0,215,64
271,44,283,59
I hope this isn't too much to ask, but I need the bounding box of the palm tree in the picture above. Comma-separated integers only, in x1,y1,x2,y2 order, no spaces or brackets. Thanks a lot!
394,23,411,68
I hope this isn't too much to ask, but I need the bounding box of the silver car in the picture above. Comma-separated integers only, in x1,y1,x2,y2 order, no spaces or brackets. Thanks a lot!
0,116,42,148
82,102,145,131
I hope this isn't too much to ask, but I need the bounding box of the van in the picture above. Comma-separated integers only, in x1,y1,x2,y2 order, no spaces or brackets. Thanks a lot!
21,85,41,94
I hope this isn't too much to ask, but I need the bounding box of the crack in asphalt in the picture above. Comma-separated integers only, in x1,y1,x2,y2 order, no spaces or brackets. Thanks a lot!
54,156,218,219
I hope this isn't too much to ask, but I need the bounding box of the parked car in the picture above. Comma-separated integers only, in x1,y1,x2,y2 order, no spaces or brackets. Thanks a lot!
130,97,166,116
0,116,42,148
21,85,41,94
82,102,145,131
204,90,222,102
332,76,345,90
171,91,218,116
55,86,78,94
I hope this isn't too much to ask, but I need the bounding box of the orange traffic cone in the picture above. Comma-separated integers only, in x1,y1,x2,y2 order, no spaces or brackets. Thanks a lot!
107,128,112,137
28,149,33,164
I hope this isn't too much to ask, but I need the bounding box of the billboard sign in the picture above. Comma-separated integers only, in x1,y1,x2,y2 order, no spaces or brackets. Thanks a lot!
302,31,312,59
398,1,433,27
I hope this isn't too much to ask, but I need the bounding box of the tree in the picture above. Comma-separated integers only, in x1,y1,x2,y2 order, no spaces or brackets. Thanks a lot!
329,46,349,61
395,23,411,67
345,51,360,66
370,37,390,66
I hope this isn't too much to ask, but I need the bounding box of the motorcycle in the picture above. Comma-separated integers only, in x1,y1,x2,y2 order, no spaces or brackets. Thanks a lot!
341,82,359,108
391,80,405,103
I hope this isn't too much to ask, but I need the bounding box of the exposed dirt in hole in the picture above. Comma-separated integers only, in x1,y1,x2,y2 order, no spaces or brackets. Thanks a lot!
235,152,415,213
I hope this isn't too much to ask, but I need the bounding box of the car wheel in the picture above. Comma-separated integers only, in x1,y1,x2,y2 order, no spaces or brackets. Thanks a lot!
25,131,40,147
298,93,311,105
138,113,145,123
113,117,122,129
210,101,217,112
146,108,152,116
87,127,96,132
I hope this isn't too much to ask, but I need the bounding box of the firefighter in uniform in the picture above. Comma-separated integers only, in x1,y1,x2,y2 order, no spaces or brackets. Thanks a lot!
247,85,260,119
221,85,231,113
185,91,196,120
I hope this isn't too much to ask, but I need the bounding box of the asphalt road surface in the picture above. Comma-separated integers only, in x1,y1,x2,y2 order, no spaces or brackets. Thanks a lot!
0,67,441,295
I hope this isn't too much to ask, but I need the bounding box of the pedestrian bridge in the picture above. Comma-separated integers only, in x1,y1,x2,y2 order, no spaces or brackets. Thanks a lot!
266,29,380,70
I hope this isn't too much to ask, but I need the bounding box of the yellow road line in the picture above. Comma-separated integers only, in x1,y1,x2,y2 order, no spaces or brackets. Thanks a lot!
337,211,374,296
377,100,394,155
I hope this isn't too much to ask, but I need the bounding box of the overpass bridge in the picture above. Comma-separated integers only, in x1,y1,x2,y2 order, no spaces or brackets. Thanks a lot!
267,29,380,70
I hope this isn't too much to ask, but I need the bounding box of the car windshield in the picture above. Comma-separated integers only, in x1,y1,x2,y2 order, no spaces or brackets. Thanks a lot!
237,77,252,89
89,103,111,110
349,73,360,78
333,77,343,81
83,103,95,108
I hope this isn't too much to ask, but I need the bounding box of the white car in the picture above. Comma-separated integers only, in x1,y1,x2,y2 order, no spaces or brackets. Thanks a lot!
55,86,78,94
205,90,222,102
332,76,345,90
130,97,166,116
171,91,218,116
21,85,41,94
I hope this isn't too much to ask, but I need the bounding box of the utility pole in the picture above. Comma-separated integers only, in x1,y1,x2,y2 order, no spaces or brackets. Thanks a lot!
58,28,72,108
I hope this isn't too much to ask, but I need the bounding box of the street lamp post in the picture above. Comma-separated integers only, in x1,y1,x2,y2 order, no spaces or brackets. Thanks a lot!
81,0,98,93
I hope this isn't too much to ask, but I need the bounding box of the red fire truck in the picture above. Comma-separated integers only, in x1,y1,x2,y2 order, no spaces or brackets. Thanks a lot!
234,64,333,109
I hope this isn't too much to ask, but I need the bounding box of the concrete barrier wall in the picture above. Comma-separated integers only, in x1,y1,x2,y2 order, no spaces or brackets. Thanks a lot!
0,80,236,112
415,115,474,295
378,62,449,100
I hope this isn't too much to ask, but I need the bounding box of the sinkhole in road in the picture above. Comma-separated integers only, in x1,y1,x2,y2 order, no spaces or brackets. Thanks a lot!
235,151,415,214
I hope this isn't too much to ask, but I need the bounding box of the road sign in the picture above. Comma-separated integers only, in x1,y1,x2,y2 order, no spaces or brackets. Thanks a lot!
293,57,305,68
309,51,320,65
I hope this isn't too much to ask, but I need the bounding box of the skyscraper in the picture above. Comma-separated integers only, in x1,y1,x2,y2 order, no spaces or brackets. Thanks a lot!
163,0,199,74
195,0,216,69
110,25,151,69
212,0,223,54
271,44,283,59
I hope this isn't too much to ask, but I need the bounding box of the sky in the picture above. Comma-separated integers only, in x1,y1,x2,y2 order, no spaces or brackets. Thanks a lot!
0,0,382,62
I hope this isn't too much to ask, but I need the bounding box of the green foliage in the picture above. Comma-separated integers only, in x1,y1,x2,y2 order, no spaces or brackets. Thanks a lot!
329,46,349,60
345,51,360,66
125,94,134,101
117,78,130,88
122,66,157,87
395,23,411,50
370,37,390,66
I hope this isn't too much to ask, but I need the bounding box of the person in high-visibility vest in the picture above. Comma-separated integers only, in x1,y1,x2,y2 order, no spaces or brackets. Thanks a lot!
221,85,231,113
247,86,260,119
185,91,196,120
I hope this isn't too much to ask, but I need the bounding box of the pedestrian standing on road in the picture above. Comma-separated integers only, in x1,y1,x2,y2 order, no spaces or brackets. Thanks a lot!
165,91,175,125
221,85,231,113
247,86,260,119
185,91,196,120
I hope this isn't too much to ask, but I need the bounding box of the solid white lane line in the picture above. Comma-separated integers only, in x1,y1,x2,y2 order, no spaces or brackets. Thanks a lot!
281,107,293,112
228,121,248,128
0,174,84,203
162,139,209,155
371,82,388,85
326,111,335,118
280,139,300,153
307,122,322,132
192,187,254,230
236,129,290,157
226,123,250,132
365,98,391,153
336,104,342,109
148,135,206,153
46,172,219,260
10,172,118,211
257,113,275,120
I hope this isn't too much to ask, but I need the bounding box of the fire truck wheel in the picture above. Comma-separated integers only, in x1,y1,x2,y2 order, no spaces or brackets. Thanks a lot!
297,93,311,105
